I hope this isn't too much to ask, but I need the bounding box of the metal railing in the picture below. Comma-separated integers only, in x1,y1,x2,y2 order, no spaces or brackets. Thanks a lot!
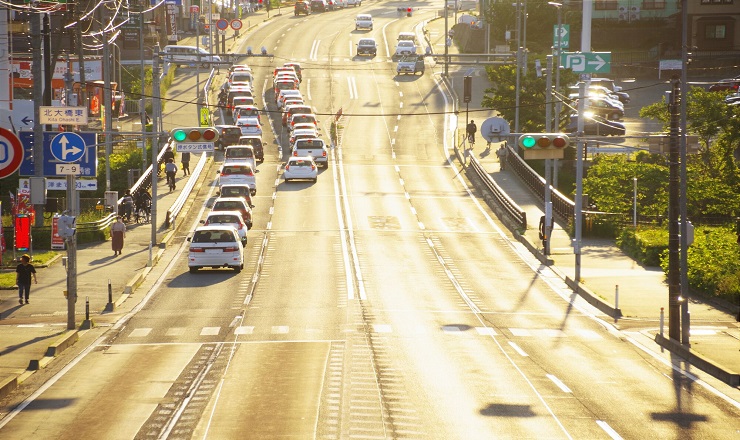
506,144,575,224
165,153,208,228
467,152,528,231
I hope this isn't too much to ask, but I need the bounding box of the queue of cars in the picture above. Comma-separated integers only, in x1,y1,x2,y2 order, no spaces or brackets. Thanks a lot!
190,61,324,273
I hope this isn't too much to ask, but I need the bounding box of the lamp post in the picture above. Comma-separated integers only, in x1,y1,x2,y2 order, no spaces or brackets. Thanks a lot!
548,1,563,130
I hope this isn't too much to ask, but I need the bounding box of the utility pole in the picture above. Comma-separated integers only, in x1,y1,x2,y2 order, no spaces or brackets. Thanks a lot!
444,7,449,77
63,58,77,330
668,77,681,341
151,45,161,246
101,7,113,192
514,0,521,133
679,0,690,346
140,0,147,170
31,13,45,227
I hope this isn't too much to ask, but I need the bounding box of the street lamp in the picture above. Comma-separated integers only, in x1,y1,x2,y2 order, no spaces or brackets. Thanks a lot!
548,1,563,131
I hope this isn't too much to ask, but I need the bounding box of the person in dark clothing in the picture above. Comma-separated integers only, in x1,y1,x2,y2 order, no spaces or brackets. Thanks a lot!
161,146,175,176
181,151,191,176
466,120,477,145
16,254,37,305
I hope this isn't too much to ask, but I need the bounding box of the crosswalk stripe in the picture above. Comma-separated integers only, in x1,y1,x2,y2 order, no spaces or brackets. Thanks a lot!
234,326,254,335
129,328,152,337
200,327,221,336
166,327,186,337
475,327,498,336
509,328,531,337
271,325,289,334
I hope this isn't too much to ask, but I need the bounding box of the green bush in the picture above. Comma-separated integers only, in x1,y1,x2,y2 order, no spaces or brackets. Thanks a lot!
616,227,668,267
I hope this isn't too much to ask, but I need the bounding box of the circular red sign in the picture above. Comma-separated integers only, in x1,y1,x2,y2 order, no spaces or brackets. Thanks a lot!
190,5,199,13
216,19,229,31
230,19,243,31
0,127,24,179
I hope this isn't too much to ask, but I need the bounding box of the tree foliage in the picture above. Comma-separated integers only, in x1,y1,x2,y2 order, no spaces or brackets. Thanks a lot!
481,64,579,132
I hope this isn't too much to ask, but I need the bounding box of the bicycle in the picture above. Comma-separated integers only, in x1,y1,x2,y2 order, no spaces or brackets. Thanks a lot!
467,133,475,148
135,201,151,224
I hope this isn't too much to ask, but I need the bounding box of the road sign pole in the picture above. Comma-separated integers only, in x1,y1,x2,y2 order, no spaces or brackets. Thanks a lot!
66,173,77,330
574,80,587,283
151,45,161,246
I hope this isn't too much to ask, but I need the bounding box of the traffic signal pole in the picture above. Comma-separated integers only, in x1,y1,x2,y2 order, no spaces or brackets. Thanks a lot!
574,81,586,283
151,45,161,246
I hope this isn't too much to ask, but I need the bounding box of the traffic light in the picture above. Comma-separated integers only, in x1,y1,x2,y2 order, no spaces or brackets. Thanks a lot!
407,7,412,16
170,127,219,144
58,215,76,239
518,133,570,159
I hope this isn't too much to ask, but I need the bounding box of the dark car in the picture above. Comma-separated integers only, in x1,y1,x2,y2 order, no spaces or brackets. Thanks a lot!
295,1,311,15
237,135,264,162
215,125,242,150
567,115,626,136
310,0,327,12
709,79,740,92
357,38,377,56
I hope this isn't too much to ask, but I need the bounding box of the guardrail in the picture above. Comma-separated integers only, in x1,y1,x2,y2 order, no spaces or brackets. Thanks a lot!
506,144,575,224
78,212,118,233
165,153,208,229
468,152,528,231
164,67,216,229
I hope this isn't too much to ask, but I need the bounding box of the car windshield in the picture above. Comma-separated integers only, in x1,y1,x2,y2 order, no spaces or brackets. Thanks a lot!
398,41,414,47
192,230,236,243
359,40,374,46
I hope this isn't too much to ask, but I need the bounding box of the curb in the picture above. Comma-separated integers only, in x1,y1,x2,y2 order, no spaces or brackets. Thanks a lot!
655,333,740,387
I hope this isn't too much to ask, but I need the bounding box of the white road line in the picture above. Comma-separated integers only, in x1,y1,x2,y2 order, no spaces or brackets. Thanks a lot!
546,374,572,393
596,420,623,439
272,325,289,334
129,328,152,337
200,327,221,336
508,341,528,356
476,327,498,336
307,79,312,101
234,326,254,335
165,327,186,337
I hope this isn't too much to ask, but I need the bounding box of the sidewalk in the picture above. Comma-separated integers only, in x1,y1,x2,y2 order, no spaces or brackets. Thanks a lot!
423,15,739,388
0,10,271,400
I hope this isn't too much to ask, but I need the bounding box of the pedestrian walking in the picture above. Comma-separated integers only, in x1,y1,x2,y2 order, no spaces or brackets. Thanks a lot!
181,151,191,176
111,215,126,256
16,254,37,305
496,143,508,171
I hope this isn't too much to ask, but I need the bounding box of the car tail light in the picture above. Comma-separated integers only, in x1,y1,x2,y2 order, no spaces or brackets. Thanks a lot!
223,246,239,252
285,165,290,171
311,164,316,171
190,247,205,253
322,150,327,157
293,150,298,156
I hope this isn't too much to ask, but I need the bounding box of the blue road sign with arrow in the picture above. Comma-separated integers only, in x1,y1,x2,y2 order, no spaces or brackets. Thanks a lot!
19,131,98,177
50,133,86,162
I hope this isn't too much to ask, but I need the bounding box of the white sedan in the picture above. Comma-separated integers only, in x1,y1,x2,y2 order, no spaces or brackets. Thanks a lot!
188,226,244,273
201,210,248,244
395,40,417,57
283,156,318,183
236,116,262,136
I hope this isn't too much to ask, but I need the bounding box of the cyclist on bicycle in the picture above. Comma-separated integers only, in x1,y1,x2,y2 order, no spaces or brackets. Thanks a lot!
466,120,477,146
122,190,134,222
134,189,152,221
165,158,178,191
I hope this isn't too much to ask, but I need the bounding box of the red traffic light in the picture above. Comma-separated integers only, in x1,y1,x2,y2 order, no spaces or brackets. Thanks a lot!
407,8,412,12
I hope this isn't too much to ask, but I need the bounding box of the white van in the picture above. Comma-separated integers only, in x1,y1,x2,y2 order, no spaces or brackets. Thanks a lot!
355,14,373,31
163,45,221,68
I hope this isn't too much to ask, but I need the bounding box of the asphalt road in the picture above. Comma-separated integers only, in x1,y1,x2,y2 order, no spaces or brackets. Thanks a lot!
0,3,737,439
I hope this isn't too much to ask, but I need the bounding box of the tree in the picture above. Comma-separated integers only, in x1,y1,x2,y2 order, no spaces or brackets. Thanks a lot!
480,64,578,132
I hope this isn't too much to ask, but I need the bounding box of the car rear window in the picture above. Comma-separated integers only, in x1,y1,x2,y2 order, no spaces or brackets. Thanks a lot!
208,215,241,224
226,147,254,158
214,201,245,211
192,230,236,243
221,187,248,198
239,138,262,147
222,165,252,175
290,160,312,167
295,139,324,148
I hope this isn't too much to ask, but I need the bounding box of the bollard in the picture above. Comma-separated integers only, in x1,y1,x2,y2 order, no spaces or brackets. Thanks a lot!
104,279,114,313
80,296,93,329
148,241,153,267
614,285,619,310
659,307,664,337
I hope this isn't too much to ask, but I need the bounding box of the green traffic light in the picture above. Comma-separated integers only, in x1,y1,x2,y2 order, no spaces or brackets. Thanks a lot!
521,136,536,148
172,130,187,142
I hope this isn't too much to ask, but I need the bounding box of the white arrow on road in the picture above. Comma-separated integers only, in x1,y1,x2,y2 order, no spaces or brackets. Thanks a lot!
59,135,83,160
587,55,606,71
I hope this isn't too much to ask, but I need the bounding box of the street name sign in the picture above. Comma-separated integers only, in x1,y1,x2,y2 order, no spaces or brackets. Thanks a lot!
560,52,611,74
40,106,88,125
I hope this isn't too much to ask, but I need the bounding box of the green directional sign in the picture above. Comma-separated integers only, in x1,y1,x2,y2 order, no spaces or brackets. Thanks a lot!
553,25,569,49
560,52,611,74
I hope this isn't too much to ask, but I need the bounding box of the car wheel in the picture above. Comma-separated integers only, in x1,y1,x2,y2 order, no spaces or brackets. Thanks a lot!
189,267,199,274
612,112,621,120
312,178,317,183
233,266,242,273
